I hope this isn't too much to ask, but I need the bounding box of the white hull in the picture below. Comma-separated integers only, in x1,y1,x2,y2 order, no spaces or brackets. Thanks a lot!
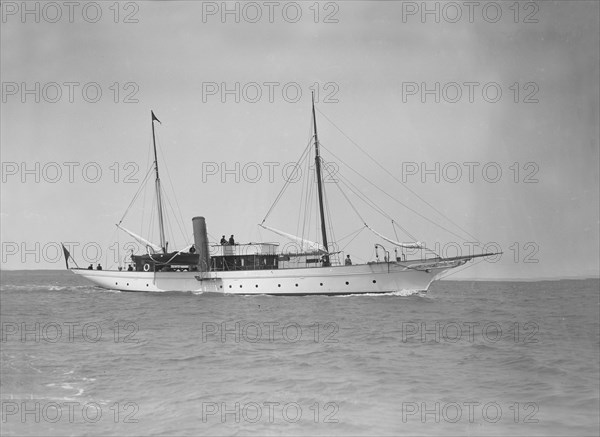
71,259,465,295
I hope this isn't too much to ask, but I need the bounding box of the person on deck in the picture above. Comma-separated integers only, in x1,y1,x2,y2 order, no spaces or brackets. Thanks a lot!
87,264,93,270
96,264,102,270
127,264,133,271
220,236,227,245
229,235,235,245
345,255,352,265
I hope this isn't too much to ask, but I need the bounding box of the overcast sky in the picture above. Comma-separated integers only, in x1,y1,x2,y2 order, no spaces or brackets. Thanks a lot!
1,1,598,279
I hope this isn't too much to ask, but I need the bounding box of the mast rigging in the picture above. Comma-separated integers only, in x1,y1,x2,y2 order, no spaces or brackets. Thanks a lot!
151,110,167,253
312,93,330,266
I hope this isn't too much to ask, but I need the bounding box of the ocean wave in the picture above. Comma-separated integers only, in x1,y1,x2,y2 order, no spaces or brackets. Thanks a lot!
337,289,425,297
0,284,105,293
2,278,598,436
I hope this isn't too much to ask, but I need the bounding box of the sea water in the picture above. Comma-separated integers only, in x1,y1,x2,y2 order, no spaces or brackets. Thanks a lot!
1,270,598,436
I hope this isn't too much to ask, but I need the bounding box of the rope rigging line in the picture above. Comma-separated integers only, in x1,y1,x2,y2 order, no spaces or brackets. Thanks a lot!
302,163,316,248
305,152,316,244
297,140,315,241
321,146,418,229
436,256,487,280
261,137,313,224
147,190,157,248
322,155,406,233
338,226,366,252
321,155,437,254
391,220,415,244
322,162,337,260
140,133,156,240
393,221,400,241
316,107,481,244
117,166,154,225
157,139,189,246
154,131,186,246
295,152,308,237
320,144,470,243
118,125,192,252
322,158,368,226
164,199,175,251
337,225,366,243
322,157,428,253
162,184,190,247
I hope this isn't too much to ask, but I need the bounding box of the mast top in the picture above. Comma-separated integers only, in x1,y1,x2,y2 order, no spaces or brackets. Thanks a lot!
151,110,161,124
150,110,167,253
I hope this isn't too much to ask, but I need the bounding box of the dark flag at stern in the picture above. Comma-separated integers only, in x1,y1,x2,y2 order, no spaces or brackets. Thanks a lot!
61,243,77,269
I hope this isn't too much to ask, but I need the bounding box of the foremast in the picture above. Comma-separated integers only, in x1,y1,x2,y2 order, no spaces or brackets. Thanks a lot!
311,93,330,267
151,110,167,254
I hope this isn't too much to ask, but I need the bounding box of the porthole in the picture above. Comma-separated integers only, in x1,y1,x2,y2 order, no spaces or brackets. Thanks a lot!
127,283,129,286
239,285,242,288
115,282,118,285
229,285,232,288
320,283,323,286
295,284,298,287
345,281,349,285
372,280,376,284
255,284,258,288
278,284,281,287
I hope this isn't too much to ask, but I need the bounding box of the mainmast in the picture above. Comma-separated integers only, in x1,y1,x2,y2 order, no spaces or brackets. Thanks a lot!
311,93,330,266
151,110,167,253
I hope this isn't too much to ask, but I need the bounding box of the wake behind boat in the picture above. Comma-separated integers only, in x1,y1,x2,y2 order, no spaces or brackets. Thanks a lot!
65,97,498,294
